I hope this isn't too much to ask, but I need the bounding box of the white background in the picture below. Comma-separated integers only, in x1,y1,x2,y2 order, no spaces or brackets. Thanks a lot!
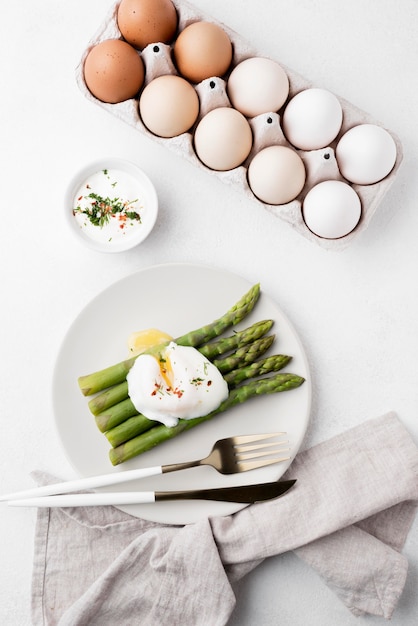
1,1,417,624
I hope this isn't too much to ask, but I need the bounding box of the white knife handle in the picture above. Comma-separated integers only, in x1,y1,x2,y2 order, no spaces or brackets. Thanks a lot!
8,491,156,507
0,466,163,502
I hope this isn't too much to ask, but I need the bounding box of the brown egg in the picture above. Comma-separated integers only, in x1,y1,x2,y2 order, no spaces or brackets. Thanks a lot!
173,21,233,84
117,0,178,50
84,39,145,103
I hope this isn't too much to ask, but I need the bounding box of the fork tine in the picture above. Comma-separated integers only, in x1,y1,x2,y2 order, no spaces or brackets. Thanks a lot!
232,432,290,471
235,440,289,455
235,447,290,461
232,432,286,445
238,456,290,471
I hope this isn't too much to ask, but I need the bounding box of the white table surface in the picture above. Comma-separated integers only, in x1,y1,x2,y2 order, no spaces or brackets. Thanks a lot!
1,1,417,624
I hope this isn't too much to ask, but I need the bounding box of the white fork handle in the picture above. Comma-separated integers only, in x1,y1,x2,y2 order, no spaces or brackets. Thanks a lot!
0,466,163,502
8,491,156,508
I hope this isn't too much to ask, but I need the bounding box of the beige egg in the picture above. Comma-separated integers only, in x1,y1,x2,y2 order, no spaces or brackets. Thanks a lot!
174,21,233,84
139,75,199,138
83,39,145,104
248,145,306,205
117,0,178,50
194,107,253,171
227,57,289,118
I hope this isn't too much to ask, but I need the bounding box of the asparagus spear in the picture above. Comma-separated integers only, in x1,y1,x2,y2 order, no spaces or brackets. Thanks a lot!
88,319,274,416
224,354,292,387
213,335,274,373
105,354,293,448
78,283,261,396
88,381,129,416
95,335,275,433
109,373,305,465
174,283,261,348
105,413,157,447
95,398,138,433
198,319,273,360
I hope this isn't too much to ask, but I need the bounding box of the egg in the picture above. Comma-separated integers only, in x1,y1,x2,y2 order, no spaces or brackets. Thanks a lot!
227,57,289,118
83,39,145,104
127,341,229,427
117,0,178,50
282,88,343,150
247,145,306,205
336,124,397,185
139,75,199,138
302,180,362,239
127,328,173,356
194,107,253,171
173,21,233,83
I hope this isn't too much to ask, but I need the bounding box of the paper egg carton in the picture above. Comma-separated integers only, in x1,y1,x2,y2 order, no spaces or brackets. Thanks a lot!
76,0,403,250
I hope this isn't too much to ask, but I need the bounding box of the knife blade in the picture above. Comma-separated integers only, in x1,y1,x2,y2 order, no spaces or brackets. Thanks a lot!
7,479,296,508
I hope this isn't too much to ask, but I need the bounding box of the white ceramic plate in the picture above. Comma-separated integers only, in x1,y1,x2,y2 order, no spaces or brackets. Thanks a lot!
52,264,311,524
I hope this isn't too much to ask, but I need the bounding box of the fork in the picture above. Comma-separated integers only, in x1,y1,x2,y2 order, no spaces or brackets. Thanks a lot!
0,432,290,502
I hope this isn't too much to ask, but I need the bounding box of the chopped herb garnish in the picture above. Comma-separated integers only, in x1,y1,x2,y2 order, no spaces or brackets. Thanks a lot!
190,377,205,387
125,211,141,221
151,381,184,398
74,191,141,229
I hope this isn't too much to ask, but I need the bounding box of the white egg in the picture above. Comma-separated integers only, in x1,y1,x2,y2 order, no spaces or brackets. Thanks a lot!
282,88,343,150
127,342,229,427
247,145,306,205
302,180,361,239
227,57,289,118
336,124,397,185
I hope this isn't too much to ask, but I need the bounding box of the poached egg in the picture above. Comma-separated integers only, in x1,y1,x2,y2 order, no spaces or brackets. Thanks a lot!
127,341,229,427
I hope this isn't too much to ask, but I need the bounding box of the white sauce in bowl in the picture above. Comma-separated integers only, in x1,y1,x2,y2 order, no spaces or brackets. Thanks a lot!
66,159,158,253
73,168,144,244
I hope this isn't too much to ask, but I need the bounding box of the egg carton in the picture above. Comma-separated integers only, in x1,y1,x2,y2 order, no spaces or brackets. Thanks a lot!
76,0,403,251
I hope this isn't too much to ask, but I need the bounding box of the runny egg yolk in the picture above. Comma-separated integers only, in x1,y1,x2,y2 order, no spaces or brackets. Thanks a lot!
127,342,229,427
158,350,174,390
127,328,173,356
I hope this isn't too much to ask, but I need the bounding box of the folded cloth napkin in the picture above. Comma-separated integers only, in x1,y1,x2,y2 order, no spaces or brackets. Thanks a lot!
31,411,418,626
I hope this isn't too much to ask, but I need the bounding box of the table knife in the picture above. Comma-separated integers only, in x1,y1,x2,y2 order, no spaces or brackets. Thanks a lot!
7,479,296,507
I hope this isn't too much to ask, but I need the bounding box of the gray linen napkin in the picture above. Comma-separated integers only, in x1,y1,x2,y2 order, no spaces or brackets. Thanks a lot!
30,411,418,625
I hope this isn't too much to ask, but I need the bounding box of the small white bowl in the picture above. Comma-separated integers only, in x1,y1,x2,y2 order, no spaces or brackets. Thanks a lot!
64,158,158,253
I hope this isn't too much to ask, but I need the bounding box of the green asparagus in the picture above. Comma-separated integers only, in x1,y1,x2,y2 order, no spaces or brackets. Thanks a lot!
94,335,275,433
78,283,261,396
88,381,129,416
109,373,305,465
198,319,273,360
224,354,292,387
105,353,293,448
174,283,261,348
213,335,274,373
105,413,157,447
95,397,138,433
88,319,274,416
